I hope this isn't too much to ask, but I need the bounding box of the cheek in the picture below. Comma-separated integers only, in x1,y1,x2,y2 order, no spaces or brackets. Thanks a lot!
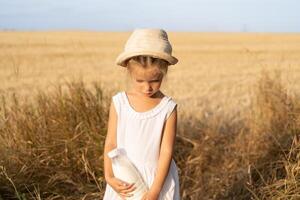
133,82,143,89
152,82,162,89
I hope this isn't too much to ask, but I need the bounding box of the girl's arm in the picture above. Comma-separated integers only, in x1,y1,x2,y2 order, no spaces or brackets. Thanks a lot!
103,101,137,198
103,101,118,182
150,105,178,197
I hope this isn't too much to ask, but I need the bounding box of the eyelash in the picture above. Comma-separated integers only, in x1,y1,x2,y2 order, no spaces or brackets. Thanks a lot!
136,80,159,83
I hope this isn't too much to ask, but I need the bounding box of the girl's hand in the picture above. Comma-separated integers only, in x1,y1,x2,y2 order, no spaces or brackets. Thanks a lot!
141,190,160,200
106,176,136,199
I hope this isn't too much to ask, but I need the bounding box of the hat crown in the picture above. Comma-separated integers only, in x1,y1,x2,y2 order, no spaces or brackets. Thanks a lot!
124,28,173,54
115,28,178,67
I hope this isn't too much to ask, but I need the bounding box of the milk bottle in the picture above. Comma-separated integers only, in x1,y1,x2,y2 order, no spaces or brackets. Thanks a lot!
108,147,149,199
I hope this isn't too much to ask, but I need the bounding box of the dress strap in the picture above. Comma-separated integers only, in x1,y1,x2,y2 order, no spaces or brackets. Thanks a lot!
112,92,124,117
165,99,177,120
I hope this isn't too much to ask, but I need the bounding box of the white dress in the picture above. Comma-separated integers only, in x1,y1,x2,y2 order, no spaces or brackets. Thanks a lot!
103,91,180,200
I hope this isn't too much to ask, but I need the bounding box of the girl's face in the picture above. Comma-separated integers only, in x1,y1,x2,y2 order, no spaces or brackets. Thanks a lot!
129,65,163,97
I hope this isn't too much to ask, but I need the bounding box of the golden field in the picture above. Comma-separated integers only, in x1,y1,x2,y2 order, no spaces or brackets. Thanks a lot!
0,31,300,199
1,31,300,117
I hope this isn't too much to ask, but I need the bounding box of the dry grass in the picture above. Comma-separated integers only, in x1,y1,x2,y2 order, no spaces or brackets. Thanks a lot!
0,31,300,199
177,69,300,199
0,81,111,199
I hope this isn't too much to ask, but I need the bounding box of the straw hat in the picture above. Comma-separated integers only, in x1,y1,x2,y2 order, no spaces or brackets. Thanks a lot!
115,28,178,67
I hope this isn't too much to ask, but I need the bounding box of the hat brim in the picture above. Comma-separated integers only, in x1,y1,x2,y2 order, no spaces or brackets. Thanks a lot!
115,51,178,67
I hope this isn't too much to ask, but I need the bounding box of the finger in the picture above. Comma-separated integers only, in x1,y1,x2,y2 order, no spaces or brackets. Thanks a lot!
118,180,131,187
119,185,135,196
120,182,135,190
120,192,133,198
121,185,136,195
118,193,126,200
118,184,134,192
124,183,135,190
117,182,128,191
125,184,136,193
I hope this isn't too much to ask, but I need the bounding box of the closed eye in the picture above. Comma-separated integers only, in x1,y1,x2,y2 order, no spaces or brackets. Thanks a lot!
136,79,160,83
150,80,160,83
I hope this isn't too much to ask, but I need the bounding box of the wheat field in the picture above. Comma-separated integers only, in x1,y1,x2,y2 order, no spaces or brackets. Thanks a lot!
0,31,300,199
1,31,300,117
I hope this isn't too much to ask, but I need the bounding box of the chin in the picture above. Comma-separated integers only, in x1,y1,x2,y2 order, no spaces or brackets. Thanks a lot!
145,91,158,97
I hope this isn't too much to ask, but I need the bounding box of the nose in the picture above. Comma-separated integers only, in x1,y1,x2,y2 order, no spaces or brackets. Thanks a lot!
144,82,152,92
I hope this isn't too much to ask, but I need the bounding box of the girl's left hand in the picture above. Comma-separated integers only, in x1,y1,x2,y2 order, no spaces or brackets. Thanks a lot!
141,190,159,200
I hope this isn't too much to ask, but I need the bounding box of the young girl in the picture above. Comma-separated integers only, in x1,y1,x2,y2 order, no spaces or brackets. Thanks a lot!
103,28,180,200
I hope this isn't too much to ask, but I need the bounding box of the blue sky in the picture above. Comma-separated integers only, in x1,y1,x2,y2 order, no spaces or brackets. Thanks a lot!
0,0,299,32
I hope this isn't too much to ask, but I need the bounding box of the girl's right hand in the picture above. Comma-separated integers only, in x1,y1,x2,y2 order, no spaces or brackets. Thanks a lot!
107,176,136,199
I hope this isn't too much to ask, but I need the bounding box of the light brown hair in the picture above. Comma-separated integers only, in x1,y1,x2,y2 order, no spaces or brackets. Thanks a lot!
125,55,169,77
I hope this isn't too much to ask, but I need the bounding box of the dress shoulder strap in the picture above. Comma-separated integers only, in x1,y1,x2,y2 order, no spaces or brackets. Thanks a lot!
165,98,178,120
112,92,125,117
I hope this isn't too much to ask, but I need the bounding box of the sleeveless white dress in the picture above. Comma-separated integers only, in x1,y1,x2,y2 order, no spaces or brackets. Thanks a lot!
103,91,180,200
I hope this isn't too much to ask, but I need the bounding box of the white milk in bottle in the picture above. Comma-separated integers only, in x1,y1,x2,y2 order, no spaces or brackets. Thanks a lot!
108,147,149,199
